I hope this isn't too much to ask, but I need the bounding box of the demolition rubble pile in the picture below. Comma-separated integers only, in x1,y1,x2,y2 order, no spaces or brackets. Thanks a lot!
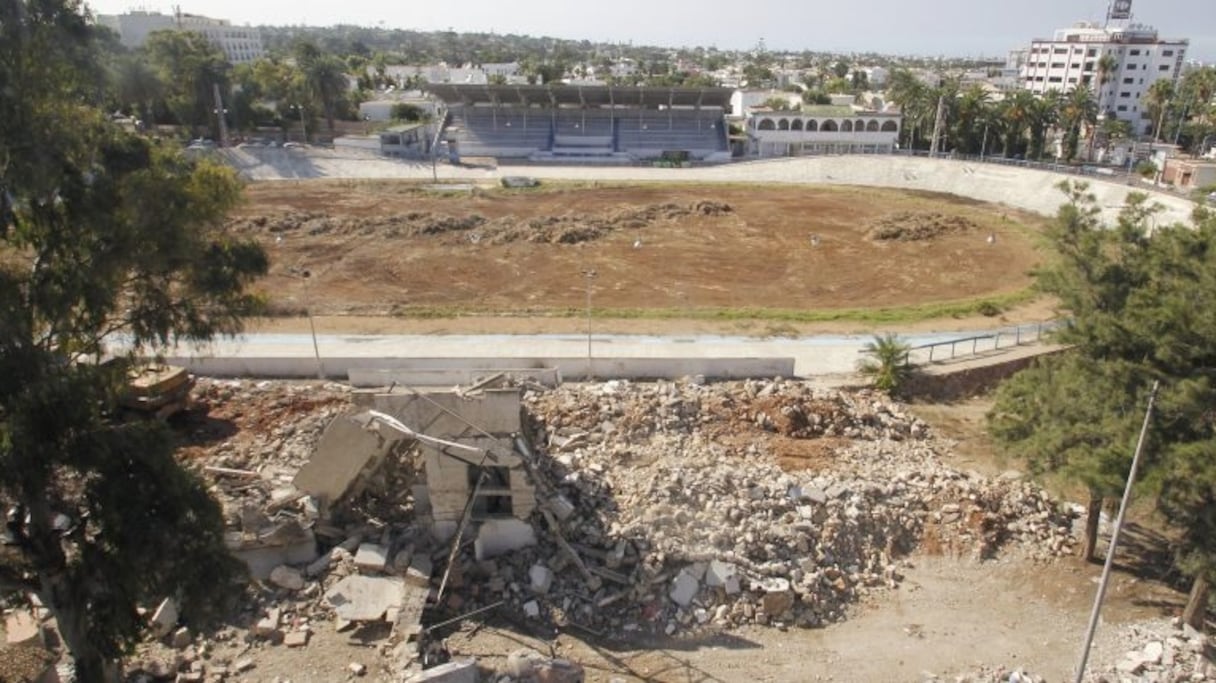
454,378,1079,636
163,377,1078,670
940,619,1216,682
866,211,979,241
227,200,733,246
1090,618,1216,681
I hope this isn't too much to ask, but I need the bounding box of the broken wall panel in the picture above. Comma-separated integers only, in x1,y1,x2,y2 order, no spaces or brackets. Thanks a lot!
355,389,524,437
292,412,399,504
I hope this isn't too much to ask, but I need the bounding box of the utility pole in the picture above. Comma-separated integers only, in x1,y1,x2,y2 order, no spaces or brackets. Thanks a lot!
928,94,946,157
583,269,596,380
1074,381,1160,683
211,83,229,147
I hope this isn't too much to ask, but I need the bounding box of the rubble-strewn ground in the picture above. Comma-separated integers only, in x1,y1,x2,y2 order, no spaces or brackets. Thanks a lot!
94,378,1205,683
235,182,1045,319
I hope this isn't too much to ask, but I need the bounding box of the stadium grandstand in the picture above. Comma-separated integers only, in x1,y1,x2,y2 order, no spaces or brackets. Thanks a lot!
426,84,733,164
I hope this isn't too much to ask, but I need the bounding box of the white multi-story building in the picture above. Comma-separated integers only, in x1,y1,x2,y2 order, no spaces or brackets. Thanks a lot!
97,10,265,64
1019,4,1186,136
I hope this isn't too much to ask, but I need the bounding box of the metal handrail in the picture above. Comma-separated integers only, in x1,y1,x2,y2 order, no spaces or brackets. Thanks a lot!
903,320,1063,366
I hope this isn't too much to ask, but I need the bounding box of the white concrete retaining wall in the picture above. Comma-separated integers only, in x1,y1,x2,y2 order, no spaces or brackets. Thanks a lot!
166,355,796,382
707,157,1197,228
230,151,1198,228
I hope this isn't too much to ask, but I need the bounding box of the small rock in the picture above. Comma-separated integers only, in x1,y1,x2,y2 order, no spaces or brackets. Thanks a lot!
269,565,306,591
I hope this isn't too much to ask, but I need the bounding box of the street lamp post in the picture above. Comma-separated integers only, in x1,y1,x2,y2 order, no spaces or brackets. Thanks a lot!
583,269,597,380
291,104,307,143
298,270,324,380
213,107,229,147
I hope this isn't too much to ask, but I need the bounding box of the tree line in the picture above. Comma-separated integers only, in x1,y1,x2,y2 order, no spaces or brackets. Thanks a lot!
884,66,1216,161
2,0,267,679
990,182,1216,626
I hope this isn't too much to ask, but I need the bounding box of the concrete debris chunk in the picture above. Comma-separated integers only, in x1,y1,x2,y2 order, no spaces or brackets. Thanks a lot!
269,565,306,591
354,543,389,572
253,608,281,639
474,518,537,560
523,600,541,618
405,555,433,588
4,610,42,647
529,564,554,595
148,597,178,639
293,410,402,504
404,658,477,683
669,569,699,607
324,575,406,622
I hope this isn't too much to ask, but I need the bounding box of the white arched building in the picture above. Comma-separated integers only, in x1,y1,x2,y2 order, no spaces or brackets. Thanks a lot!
746,105,901,158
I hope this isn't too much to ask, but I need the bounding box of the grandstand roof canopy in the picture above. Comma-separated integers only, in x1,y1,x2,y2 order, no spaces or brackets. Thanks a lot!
426,83,733,109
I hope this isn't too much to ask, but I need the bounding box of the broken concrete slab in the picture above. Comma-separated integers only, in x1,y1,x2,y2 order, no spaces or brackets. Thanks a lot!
283,630,309,648
669,569,699,607
227,525,319,580
293,411,400,505
705,560,740,595
473,518,536,561
404,658,478,683
405,555,433,588
149,598,178,639
325,575,406,622
354,543,389,573
357,389,522,437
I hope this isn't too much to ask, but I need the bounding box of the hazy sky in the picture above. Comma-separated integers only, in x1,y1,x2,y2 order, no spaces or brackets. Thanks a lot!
84,0,1216,61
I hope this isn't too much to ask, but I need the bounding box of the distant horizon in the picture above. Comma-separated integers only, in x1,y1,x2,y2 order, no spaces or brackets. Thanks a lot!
83,0,1215,62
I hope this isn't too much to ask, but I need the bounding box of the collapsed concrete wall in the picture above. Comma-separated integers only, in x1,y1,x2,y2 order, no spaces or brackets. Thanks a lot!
293,412,400,504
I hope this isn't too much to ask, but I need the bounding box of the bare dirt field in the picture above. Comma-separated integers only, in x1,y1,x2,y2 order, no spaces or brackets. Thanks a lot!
233,181,1050,333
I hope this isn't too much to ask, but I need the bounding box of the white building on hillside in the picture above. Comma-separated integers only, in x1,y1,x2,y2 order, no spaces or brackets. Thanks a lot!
745,104,901,158
1018,1,1186,136
97,10,264,64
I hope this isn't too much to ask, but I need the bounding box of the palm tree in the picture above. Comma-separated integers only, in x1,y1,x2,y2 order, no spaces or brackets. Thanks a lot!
858,333,912,394
999,90,1035,158
1094,53,1118,118
1025,90,1061,160
294,40,350,133
952,84,991,154
887,69,931,150
1144,79,1175,141
1060,87,1098,161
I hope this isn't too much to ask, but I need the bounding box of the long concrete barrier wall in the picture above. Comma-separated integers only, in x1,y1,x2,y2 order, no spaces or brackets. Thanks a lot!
227,151,1199,228
166,355,797,382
